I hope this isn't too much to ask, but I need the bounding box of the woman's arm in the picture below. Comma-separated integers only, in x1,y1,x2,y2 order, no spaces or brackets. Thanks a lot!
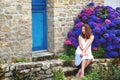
83,35,94,53
78,36,84,51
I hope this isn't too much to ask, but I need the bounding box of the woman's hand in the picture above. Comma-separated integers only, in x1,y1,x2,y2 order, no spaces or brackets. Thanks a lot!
84,53,88,56
80,53,84,57
80,52,88,57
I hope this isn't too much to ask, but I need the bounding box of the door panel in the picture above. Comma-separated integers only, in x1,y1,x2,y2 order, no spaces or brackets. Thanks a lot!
32,0,47,51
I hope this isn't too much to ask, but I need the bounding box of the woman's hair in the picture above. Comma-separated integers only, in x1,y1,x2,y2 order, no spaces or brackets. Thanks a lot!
81,24,92,39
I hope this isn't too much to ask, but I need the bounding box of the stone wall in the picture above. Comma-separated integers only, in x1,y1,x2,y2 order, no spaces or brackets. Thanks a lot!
0,0,32,63
0,60,63,80
47,0,104,54
0,58,119,80
47,0,55,53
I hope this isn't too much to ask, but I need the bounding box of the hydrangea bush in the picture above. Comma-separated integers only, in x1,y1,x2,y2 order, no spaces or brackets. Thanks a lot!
64,2,120,58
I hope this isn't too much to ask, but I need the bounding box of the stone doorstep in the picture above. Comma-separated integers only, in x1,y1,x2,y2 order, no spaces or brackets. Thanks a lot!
32,51,56,62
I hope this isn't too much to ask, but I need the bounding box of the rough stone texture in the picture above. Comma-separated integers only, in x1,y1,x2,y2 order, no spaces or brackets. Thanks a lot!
0,58,119,80
0,0,32,63
47,0,104,54
0,59,63,80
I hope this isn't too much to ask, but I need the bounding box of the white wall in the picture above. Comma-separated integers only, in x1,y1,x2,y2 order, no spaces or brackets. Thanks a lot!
104,0,120,9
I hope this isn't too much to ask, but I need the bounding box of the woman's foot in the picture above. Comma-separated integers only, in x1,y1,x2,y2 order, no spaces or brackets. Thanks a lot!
79,72,84,78
75,72,79,77
75,69,81,77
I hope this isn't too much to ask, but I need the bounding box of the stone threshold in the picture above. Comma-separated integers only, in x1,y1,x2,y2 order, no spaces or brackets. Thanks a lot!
32,50,55,62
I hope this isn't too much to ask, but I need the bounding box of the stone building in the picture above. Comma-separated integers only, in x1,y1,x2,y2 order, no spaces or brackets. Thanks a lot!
0,0,119,63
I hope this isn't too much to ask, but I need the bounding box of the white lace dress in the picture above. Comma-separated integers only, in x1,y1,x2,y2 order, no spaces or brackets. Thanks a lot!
75,36,94,66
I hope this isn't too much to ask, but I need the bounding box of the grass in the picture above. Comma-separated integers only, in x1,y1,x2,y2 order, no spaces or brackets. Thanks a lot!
57,54,74,61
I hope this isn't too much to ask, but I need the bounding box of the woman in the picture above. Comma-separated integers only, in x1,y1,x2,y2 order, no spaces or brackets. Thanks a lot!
75,24,94,78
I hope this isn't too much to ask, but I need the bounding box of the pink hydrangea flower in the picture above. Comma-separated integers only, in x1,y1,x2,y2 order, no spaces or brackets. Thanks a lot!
78,14,82,17
84,8,93,15
64,40,71,45
93,47,98,51
88,8,93,14
105,19,111,24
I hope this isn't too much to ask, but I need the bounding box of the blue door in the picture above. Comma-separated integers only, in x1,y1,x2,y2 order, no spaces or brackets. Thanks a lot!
32,0,47,51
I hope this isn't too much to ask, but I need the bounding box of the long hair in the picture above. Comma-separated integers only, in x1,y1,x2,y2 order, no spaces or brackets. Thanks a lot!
81,24,92,39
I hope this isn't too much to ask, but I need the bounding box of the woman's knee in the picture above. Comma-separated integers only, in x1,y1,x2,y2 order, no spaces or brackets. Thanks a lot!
86,59,92,64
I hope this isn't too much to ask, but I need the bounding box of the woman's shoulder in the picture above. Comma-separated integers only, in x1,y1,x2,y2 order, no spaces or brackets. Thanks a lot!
78,35,82,39
78,35,81,38
90,34,94,39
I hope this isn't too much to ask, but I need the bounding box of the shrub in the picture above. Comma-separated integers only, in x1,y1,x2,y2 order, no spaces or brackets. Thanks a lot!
83,62,120,80
53,69,66,80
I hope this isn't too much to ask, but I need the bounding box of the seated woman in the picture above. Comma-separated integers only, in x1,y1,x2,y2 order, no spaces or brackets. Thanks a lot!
75,24,94,78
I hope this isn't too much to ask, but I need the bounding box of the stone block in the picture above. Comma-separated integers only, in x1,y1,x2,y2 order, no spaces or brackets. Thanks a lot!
63,0,69,5
22,3,31,10
5,72,13,77
1,27,9,32
46,69,52,74
0,14,4,19
0,42,8,47
58,0,63,3
20,69,30,73
31,67,41,72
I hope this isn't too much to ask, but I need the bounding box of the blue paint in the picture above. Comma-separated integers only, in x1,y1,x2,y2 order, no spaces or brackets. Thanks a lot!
32,0,47,51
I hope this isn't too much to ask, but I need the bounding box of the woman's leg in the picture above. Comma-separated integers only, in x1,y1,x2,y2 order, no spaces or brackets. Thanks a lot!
85,59,92,67
80,59,87,77
78,59,92,77
76,59,87,77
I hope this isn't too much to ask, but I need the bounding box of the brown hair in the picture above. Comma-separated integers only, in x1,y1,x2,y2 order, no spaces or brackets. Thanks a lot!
81,24,92,39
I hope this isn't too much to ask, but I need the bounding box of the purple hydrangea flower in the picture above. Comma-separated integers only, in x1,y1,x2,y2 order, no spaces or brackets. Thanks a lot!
74,18,81,24
87,2,95,6
117,30,120,34
104,33,109,38
116,20,120,25
116,7,120,13
94,27,101,34
82,16,88,20
107,9,114,13
109,51,118,57
88,21,95,29
75,22,84,27
106,46,113,51
67,31,73,38
99,38,106,43
100,26,106,32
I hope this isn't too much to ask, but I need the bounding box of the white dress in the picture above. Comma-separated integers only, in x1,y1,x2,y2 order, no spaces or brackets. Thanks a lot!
75,36,94,66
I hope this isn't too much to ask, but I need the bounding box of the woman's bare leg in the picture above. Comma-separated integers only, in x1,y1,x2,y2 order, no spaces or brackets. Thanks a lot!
76,59,92,77
85,59,92,67
78,59,92,77
80,59,87,77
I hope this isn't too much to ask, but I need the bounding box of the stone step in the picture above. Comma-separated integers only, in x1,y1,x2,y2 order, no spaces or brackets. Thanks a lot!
32,51,56,62
63,67,77,77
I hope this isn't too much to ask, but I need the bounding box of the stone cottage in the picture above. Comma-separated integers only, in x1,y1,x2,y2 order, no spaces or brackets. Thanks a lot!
0,0,119,63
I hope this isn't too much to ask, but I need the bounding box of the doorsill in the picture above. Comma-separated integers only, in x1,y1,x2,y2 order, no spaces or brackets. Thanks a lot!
32,50,55,59
32,50,47,54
